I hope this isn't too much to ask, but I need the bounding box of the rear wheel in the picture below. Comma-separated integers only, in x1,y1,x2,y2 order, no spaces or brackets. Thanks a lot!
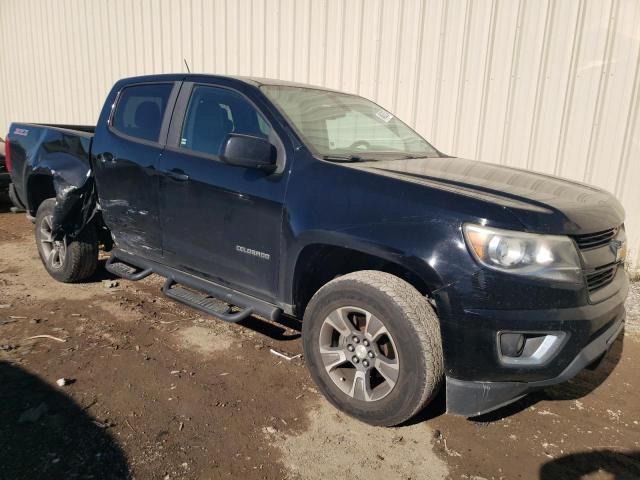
302,270,444,426
35,198,98,282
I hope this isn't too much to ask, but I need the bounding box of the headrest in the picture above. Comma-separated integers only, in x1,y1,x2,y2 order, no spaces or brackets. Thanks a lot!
134,101,161,127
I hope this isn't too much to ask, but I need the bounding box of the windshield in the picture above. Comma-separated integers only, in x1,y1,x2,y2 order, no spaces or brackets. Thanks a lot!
261,85,439,160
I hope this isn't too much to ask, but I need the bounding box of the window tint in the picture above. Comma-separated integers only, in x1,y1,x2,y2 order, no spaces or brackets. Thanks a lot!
112,83,173,142
180,85,271,157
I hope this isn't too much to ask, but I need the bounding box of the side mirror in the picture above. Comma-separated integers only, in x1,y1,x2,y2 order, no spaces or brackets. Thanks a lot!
220,134,277,172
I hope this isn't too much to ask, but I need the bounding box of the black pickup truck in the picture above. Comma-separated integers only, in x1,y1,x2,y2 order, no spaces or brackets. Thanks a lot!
6,74,628,426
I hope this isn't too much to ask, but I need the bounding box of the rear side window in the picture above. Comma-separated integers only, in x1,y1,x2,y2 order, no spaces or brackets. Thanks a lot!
112,83,173,142
180,85,271,157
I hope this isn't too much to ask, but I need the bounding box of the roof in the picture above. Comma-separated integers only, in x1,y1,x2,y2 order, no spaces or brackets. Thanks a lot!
117,73,346,94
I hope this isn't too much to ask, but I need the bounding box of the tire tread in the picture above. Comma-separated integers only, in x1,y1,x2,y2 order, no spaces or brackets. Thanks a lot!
35,198,98,283
303,270,444,426
340,270,444,420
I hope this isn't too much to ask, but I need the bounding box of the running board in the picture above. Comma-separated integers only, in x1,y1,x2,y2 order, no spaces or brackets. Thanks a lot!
106,249,282,322
106,255,153,281
162,279,253,323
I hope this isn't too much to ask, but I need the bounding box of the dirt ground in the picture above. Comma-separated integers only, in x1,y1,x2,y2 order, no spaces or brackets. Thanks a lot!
1,199,639,480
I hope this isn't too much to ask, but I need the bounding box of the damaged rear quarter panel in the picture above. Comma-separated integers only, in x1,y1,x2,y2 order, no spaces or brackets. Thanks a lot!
10,123,96,237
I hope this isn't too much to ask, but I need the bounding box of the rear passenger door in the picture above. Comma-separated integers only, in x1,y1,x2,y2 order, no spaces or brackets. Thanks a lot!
92,82,180,259
157,82,289,302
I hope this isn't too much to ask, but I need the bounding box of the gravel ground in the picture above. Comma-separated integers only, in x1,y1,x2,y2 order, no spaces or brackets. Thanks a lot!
625,281,640,332
1,201,639,479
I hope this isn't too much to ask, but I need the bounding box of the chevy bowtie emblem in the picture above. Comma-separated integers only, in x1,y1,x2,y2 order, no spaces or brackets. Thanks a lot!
611,239,627,263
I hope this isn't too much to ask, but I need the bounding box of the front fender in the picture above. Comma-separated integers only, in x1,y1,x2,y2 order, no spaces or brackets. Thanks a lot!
281,218,475,311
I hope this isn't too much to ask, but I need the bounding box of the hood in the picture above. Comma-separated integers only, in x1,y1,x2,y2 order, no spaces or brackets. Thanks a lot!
354,156,624,235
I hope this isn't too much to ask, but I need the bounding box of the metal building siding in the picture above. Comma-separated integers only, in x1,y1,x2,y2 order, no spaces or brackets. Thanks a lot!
0,0,639,269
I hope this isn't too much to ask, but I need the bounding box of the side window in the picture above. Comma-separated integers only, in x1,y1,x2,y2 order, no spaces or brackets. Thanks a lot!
112,83,173,142
180,85,271,157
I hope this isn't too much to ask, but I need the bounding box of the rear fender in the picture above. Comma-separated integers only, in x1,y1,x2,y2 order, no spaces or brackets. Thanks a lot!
27,136,96,238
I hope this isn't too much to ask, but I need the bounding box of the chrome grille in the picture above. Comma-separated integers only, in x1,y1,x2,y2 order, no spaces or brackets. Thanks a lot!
573,228,617,250
586,264,617,292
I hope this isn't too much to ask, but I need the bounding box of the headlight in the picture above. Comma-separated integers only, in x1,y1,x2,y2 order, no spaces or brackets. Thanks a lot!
463,224,582,283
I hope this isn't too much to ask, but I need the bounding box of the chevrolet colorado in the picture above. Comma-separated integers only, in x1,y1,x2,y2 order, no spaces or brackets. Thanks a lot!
6,74,628,426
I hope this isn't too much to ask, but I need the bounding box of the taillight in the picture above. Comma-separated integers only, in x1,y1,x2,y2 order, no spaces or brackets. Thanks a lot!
4,136,10,172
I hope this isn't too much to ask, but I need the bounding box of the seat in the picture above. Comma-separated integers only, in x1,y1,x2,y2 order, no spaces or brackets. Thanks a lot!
190,99,234,156
133,101,162,140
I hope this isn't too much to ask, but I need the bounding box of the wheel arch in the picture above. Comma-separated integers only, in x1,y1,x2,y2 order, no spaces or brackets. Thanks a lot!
26,173,56,216
289,240,444,317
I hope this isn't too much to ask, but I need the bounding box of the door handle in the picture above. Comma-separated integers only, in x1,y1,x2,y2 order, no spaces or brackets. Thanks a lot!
166,169,190,181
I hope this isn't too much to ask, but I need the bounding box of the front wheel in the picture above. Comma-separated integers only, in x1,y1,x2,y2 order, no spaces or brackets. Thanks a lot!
302,270,444,426
35,198,98,282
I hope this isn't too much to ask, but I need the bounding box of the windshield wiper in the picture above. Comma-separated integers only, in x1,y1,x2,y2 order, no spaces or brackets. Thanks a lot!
323,152,432,162
321,154,365,163
369,152,428,159
322,152,433,162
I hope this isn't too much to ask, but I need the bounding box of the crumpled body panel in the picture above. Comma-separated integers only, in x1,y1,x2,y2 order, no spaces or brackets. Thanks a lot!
8,123,97,238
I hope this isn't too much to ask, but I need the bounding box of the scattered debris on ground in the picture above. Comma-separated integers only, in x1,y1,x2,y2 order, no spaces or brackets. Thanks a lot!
1,203,639,479
269,348,303,361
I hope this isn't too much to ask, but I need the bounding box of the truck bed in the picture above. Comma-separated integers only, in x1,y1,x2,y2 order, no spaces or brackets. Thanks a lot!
7,122,96,236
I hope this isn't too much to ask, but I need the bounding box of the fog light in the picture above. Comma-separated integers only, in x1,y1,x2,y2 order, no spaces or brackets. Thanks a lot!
500,333,525,357
497,331,567,366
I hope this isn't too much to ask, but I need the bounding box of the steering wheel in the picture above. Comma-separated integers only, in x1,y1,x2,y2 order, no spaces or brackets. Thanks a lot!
348,140,372,150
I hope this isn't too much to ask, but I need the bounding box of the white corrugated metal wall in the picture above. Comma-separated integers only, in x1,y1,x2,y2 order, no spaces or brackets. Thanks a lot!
1,0,639,270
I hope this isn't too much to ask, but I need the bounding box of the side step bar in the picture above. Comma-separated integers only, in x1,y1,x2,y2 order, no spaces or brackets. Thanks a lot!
105,255,153,281
162,279,253,323
105,250,282,322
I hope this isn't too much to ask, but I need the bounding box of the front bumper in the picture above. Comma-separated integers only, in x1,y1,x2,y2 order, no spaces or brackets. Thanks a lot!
443,270,628,417
446,314,624,416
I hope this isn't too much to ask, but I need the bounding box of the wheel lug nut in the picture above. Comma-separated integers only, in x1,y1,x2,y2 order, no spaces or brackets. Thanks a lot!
363,360,369,367
352,336,360,343
347,344,355,352
352,356,359,364
368,351,374,358
363,339,369,347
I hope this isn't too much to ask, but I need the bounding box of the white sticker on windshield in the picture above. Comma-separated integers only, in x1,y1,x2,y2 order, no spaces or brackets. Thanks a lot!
375,109,393,123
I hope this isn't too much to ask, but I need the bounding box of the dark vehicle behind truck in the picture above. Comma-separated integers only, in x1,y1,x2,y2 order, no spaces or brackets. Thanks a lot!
6,74,628,425
0,138,10,197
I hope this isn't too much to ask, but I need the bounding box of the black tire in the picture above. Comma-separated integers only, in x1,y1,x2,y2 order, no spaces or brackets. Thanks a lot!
35,198,98,283
8,182,24,210
302,270,444,426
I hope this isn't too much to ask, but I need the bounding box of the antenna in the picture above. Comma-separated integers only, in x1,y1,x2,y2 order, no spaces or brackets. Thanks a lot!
184,58,191,73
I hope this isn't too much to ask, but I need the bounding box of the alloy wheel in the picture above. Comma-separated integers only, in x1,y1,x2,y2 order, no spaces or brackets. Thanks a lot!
39,215,67,270
318,306,400,402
